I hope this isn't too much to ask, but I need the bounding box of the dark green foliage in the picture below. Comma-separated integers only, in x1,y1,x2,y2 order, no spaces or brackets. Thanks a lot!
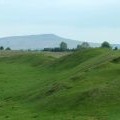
43,48,53,51
114,46,118,50
101,41,111,48
60,41,67,51
80,42,90,49
76,44,81,50
43,42,68,52
5,47,11,50
0,46,4,50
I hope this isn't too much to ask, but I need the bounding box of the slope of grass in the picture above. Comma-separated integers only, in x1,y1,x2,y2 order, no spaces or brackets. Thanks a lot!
0,48,120,120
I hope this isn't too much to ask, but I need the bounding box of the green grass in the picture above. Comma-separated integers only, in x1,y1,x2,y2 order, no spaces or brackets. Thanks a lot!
0,48,120,120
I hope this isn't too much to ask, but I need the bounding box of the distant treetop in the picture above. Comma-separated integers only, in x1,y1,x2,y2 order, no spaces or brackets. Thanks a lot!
81,42,90,48
60,42,67,51
101,41,111,48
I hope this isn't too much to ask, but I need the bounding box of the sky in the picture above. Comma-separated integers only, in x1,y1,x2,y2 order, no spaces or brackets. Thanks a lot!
0,0,120,43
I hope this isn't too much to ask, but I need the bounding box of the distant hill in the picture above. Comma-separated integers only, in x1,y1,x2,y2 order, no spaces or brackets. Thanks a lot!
0,34,82,50
0,34,119,50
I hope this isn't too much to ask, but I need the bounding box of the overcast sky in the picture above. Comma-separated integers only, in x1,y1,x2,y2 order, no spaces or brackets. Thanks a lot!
0,0,120,43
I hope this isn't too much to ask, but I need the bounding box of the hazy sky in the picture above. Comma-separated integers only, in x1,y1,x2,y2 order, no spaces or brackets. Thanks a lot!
0,0,120,43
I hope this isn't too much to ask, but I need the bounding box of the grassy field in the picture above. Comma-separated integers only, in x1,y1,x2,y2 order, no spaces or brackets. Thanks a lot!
0,49,120,120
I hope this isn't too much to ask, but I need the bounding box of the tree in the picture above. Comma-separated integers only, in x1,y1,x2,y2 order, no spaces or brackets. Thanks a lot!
76,44,81,50
101,41,111,48
0,46,4,50
60,42,67,51
5,47,11,50
80,42,90,49
114,46,118,50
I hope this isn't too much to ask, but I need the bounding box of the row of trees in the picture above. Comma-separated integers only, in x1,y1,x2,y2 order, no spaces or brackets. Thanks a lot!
77,41,113,49
43,41,117,52
43,42,68,52
43,42,90,52
0,46,11,51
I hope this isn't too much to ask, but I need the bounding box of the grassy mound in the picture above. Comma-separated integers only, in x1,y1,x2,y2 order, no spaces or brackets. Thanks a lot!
0,49,120,120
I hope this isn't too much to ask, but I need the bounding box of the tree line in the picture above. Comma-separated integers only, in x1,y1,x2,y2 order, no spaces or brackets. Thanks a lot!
43,41,119,52
0,46,11,51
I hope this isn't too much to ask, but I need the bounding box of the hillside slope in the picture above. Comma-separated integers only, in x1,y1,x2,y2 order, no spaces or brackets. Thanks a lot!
0,49,120,120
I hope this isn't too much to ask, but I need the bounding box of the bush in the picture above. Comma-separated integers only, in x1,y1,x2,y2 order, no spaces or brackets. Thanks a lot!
101,41,111,48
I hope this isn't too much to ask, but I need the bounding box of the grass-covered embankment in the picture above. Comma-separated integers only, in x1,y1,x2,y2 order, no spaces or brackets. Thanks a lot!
0,49,120,120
